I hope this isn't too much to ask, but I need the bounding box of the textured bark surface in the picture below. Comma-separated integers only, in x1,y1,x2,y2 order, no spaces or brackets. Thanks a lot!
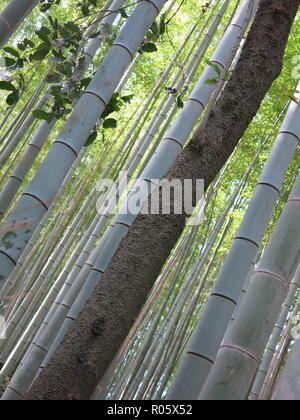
27,0,299,400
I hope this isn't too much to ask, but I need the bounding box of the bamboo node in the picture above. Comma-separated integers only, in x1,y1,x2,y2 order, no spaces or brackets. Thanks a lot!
255,269,289,288
112,43,134,61
221,344,259,363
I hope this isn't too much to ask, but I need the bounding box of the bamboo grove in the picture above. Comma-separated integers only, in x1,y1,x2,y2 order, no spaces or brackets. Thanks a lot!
0,0,298,401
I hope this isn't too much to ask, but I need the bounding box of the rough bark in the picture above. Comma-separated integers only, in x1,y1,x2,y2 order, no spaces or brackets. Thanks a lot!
27,0,299,400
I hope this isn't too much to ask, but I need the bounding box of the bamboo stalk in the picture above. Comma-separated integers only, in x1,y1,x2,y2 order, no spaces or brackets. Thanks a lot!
50,2,255,364
0,0,39,48
0,0,168,288
0,0,124,218
167,86,300,399
249,264,300,399
199,174,300,400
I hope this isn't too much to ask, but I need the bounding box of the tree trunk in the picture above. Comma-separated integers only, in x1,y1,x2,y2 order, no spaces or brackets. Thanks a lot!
26,0,299,400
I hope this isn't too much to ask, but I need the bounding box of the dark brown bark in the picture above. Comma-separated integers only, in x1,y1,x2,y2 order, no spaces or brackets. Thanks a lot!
27,0,299,400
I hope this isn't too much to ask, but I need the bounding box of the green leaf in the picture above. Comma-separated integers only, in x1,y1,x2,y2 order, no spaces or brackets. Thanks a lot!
159,21,166,35
0,81,16,91
4,57,16,67
103,118,117,129
121,94,134,103
32,109,54,122
85,131,98,147
159,14,166,36
23,38,35,49
205,77,219,85
41,2,52,12
57,61,73,77
165,87,177,95
102,104,117,119
36,26,52,44
18,74,25,91
120,9,129,19
30,43,50,61
81,5,90,16
80,77,92,89
18,42,26,51
52,49,65,60
6,90,19,105
64,22,81,34
16,58,24,68
140,43,158,53
3,46,20,58
149,22,159,41
206,60,221,76
176,96,184,108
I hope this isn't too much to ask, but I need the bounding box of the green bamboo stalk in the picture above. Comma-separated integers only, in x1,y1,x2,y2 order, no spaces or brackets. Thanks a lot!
125,0,231,178
0,0,168,289
249,264,300,399
264,296,300,400
0,1,170,399
199,174,300,400
167,87,300,399
47,1,255,369
0,0,124,218
0,90,49,169
0,76,46,151
106,169,243,399
0,0,39,48
7,3,210,382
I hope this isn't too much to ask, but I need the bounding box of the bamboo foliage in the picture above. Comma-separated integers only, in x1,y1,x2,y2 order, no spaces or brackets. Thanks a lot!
0,0,124,218
0,0,190,374
3,0,193,380
0,0,167,287
49,0,256,355
6,0,258,400
0,0,231,397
